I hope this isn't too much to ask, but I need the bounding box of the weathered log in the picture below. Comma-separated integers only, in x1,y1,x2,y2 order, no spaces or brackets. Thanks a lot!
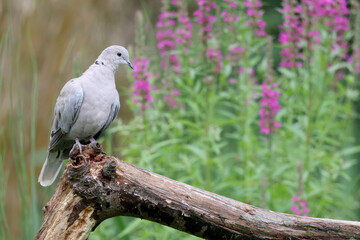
35,144,360,240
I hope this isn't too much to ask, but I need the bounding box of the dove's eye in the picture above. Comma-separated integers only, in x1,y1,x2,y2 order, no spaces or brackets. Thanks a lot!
117,53,122,57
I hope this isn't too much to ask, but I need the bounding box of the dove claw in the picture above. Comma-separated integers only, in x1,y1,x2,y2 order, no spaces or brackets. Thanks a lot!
69,138,87,158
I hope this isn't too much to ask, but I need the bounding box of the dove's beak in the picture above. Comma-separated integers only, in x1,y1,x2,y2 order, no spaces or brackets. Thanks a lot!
127,61,134,70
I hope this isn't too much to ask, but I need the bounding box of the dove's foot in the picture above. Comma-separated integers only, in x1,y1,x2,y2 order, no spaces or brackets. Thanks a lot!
90,137,106,155
69,138,87,158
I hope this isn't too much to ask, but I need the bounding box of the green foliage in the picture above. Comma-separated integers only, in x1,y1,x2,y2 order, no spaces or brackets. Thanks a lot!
0,0,359,239
91,0,360,239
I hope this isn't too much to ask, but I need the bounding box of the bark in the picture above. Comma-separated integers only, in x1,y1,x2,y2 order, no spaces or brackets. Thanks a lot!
36,144,360,240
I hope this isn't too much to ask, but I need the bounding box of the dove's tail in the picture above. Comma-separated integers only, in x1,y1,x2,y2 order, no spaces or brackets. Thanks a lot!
38,150,64,187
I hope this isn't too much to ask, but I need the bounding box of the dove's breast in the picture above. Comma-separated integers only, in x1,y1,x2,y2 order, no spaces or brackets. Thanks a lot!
67,68,118,140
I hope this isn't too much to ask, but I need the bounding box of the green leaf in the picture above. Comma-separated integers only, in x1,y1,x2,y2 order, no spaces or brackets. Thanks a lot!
150,139,180,152
184,144,207,161
278,68,296,78
116,219,143,238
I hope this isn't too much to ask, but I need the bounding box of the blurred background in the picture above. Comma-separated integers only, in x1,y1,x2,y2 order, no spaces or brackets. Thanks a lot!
1,0,359,239
0,0,161,238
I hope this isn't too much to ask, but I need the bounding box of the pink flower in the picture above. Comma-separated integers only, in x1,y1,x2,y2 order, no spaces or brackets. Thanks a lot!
290,205,302,215
178,15,187,23
172,88,180,96
204,76,213,82
221,11,230,23
156,6,192,74
132,58,154,110
163,89,181,108
279,0,350,68
229,2,237,8
194,0,218,41
157,39,176,50
247,9,255,16
230,46,244,54
204,24,212,32
290,195,310,216
207,49,223,60
299,200,310,213
206,48,223,73
156,5,185,109
146,95,154,103
278,1,303,68
227,45,244,72
168,99,177,107
245,0,267,37
163,94,170,101
239,67,245,73
259,83,281,135
228,78,237,84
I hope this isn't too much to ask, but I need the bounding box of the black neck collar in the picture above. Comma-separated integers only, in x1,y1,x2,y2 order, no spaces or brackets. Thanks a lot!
95,60,105,65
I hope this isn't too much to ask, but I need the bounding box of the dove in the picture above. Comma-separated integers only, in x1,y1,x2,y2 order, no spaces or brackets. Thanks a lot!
38,45,133,187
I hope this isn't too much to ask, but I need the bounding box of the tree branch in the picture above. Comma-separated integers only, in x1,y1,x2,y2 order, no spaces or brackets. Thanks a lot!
36,144,360,240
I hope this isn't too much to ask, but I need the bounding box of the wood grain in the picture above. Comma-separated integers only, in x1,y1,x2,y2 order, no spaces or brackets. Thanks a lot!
35,144,360,240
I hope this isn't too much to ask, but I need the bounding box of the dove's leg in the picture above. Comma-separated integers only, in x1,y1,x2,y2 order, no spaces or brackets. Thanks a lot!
90,137,97,144
69,137,86,157
74,137,83,154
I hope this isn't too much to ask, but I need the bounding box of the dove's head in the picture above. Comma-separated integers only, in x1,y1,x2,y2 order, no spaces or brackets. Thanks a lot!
97,45,133,72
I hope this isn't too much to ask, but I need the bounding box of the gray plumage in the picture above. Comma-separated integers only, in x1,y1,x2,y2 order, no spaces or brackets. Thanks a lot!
39,45,133,187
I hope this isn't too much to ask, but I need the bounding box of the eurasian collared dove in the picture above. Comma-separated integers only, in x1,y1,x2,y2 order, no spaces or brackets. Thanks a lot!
38,45,133,187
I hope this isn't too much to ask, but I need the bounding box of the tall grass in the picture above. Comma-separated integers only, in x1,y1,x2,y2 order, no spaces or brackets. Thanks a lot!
0,152,10,240
0,5,10,239
10,19,32,240
28,25,41,235
0,1,41,239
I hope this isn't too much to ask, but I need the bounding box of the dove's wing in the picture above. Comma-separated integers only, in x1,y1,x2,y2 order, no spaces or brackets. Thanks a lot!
39,79,83,186
93,95,120,139
48,79,84,150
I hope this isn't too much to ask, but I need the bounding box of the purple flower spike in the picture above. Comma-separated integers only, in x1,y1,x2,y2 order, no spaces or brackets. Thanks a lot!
259,83,281,135
156,2,192,74
245,0,267,37
194,0,218,41
206,48,223,73
132,58,154,110
279,0,350,69
290,195,310,216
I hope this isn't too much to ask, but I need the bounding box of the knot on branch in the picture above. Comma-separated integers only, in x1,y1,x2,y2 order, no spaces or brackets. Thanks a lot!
72,176,106,202
67,155,90,182
68,154,105,201
103,159,117,179
66,143,116,204
90,142,105,154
